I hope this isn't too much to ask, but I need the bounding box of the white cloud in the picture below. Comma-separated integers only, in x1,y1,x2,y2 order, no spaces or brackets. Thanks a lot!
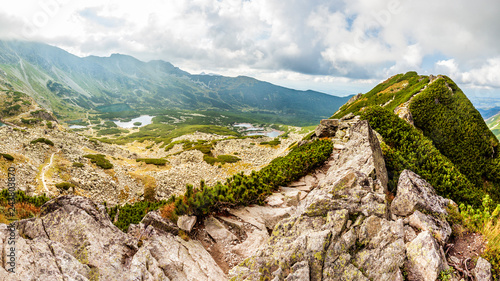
0,0,500,94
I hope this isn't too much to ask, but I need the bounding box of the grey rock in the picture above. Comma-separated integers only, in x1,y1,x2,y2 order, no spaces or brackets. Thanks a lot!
315,119,339,138
177,215,197,233
204,216,238,244
5,195,224,281
408,210,451,244
405,231,449,281
390,170,449,217
285,261,310,281
141,210,179,235
230,120,397,281
473,257,492,281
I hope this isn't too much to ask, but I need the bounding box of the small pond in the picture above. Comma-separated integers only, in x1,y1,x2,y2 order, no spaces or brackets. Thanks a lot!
113,115,154,128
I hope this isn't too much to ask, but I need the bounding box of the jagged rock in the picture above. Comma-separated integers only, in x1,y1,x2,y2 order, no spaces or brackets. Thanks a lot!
473,257,493,281
204,216,237,244
129,233,226,281
5,195,224,281
315,119,339,138
408,210,451,244
405,231,449,281
390,170,449,217
141,210,179,235
230,120,397,280
177,215,197,233
404,225,417,243
231,229,269,258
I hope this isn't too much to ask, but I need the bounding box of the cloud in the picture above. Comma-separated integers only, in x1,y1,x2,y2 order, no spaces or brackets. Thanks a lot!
0,0,499,94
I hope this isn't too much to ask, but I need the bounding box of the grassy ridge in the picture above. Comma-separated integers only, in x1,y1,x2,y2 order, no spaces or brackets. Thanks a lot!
361,106,482,205
410,77,500,202
332,71,429,118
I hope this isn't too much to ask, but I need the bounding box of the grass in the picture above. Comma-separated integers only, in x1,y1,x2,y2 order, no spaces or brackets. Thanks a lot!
203,154,241,165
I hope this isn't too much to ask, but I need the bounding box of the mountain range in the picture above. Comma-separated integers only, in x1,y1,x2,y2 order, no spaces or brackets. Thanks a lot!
0,40,350,125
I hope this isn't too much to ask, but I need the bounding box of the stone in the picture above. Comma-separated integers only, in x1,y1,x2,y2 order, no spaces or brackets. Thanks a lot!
473,257,493,281
390,170,449,217
285,261,310,281
405,231,449,281
315,119,339,138
6,195,225,281
177,215,197,233
204,216,238,244
408,210,451,244
141,210,179,235
404,225,417,243
266,192,285,206
232,229,269,259
218,216,244,230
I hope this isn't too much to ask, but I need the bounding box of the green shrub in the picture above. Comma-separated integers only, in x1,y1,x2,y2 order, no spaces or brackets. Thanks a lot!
83,154,113,169
55,182,74,191
261,138,281,147
133,122,142,126
46,121,53,129
31,138,54,146
136,158,168,166
0,153,14,161
72,162,84,168
0,189,50,208
410,77,500,202
176,139,333,217
203,154,241,165
360,106,481,205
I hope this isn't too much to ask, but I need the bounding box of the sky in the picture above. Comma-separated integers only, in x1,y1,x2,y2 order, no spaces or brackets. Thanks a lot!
1,0,500,100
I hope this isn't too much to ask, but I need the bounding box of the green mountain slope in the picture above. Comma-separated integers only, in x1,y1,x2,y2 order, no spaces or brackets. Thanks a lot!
0,41,350,125
334,71,500,204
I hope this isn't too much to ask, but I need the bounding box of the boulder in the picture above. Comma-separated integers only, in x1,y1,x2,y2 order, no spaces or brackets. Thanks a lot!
408,210,451,244
177,215,197,233
390,170,449,217
473,257,493,281
141,210,179,235
204,216,238,244
5,195,225,281
315,119,339,138
405,231,449,281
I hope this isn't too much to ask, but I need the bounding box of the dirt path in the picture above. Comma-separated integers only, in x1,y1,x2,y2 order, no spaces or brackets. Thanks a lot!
41,151,58,193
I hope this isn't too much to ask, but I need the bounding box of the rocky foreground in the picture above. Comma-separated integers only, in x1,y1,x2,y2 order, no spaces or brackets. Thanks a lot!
0,118,493,280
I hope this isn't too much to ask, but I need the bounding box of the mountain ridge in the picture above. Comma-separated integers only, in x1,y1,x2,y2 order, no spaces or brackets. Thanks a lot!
0,40,351,125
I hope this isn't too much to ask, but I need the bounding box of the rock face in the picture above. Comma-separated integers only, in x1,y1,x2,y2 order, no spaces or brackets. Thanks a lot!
405,231,449,281
315,119,339,138
230,120,401,280
390,169,449,217
0,195,225,281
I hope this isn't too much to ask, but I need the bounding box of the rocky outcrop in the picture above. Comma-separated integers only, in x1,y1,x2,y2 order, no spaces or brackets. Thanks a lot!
1,195,225,281
230,120,399,280
390,170,450,217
